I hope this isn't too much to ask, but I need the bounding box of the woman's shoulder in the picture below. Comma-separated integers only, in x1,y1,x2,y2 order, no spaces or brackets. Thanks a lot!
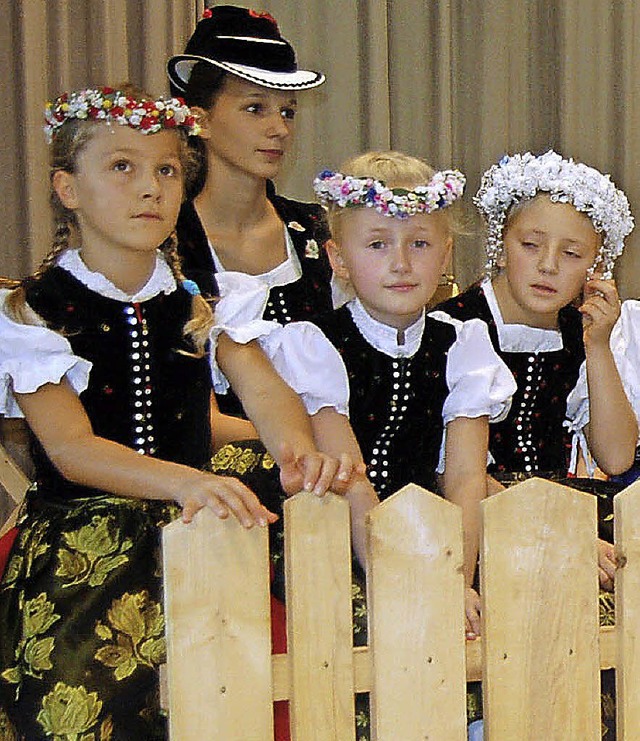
268,184,331,244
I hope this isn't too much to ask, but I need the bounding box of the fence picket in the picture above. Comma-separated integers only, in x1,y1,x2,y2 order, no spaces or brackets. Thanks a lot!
481,478,600,740
614,479,640,739
285,492,356,740
367,484,467,740
161,478,640,740
163,508,273,740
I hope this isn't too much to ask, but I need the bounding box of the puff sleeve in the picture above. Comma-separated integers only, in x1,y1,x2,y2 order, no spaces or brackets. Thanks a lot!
428,312,516,424
210,272,349,415
566,300,640,441
0,289,92,417
429,311,516,473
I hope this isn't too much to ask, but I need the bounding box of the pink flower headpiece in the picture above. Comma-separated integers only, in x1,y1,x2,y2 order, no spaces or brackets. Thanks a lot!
313,169,466,219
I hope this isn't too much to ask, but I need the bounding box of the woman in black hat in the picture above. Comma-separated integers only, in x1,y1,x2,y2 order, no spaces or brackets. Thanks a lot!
167,13,375,741
168,7,333,362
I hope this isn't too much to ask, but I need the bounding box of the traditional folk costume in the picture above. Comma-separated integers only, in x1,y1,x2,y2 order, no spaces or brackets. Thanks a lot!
176,191,333,422
0,252,348,740
312,297,515,501
438,150,635,739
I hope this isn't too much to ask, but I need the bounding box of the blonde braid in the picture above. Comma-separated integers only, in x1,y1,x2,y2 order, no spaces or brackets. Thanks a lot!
161,232,214,356
2,212,76,325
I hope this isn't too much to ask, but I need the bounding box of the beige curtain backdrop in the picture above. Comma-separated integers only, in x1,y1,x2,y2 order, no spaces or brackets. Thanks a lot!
1,0,639,297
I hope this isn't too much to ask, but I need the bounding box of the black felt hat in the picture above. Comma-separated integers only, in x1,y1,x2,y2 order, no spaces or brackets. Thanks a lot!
168,5,325,93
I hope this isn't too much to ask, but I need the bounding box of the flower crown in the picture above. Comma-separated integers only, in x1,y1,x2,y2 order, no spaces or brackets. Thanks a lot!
313,169,466,219
44,87,200,144
476,150,634,278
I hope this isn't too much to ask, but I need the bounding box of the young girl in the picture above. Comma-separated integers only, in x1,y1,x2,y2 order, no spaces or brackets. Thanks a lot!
436,150,636,739
0,86,370,740
438,150,636,487
312,151,516,630
168,5,333,420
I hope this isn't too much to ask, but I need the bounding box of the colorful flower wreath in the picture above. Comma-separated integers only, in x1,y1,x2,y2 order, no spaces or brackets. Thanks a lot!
44,87,200,144
476,150,634,278
313,169,466,219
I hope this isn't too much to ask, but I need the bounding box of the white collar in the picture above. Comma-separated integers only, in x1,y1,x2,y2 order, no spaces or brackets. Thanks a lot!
347,298,425,358
57,249,177,302
482,278,563,353
209,226,301,288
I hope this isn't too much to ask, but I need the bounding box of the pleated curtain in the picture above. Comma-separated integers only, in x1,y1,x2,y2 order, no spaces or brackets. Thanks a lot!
2,0,639,297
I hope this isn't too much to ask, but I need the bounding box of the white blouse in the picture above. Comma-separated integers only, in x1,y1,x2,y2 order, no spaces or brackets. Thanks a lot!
566,299,640,447
0,251,348,419
211,271,350,416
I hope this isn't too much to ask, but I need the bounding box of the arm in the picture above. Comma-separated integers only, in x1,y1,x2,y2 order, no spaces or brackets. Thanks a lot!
439,415,490,639
216,333,350,496
15,380,276,527
209,391,258,451
580,279,638,474
309,407,379,568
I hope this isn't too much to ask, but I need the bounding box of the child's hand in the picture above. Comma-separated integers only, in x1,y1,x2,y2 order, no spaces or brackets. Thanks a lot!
597,538,616,592
580,278,621,349
277,443,364,497
465,586,482,640
178,472,278,528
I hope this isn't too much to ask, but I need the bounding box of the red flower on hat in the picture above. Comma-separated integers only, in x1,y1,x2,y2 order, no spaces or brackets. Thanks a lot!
248,9,278,30
202,8,212,19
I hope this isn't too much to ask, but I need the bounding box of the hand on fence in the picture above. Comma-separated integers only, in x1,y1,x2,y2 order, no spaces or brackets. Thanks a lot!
465,586,482,640
178,471,278,527
597,538,616,592
277,443,365,497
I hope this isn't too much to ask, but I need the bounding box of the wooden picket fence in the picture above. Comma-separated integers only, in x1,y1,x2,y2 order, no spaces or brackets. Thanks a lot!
162,477,640,740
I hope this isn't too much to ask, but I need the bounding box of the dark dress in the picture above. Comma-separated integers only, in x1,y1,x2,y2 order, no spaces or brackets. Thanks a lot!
437,280,617,737
176,183,333,418
0,266,211,739
438,282,584,477
312,306,456,500
310,300,515,741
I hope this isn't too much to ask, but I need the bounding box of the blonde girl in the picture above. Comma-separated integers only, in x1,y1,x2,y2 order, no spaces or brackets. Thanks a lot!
0,86,368,739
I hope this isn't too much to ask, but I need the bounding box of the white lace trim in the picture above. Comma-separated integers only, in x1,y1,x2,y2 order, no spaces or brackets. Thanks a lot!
209,226,302,288
57,249,176,301
347,298,425,358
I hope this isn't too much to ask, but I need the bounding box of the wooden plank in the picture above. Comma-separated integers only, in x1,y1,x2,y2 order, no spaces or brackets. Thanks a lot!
614,479,640,738
163,508,273,740
272,626,615,700
285,492,355,740
481,478,600,740
367,484,467,740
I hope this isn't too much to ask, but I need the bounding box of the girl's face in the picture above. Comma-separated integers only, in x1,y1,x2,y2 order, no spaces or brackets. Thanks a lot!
327,207,452,330
493,195,600,329
196,75,297,180
53,125,184,267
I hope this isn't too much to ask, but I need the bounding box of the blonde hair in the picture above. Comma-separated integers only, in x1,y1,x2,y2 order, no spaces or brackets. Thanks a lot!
6,83,212,355
326,150,465,239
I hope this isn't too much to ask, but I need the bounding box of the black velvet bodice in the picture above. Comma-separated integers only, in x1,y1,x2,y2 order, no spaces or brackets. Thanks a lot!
313,307,457,500
176,183,333,418
23,267,212,498
437,283,584,476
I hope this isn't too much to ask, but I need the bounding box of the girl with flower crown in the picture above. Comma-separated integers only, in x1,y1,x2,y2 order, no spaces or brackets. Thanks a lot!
313,145,516,702
0,85,376,740
436,149,637,739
